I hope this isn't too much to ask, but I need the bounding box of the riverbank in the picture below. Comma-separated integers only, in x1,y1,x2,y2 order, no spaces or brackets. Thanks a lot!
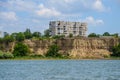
0,38,119,59
0,56,120,60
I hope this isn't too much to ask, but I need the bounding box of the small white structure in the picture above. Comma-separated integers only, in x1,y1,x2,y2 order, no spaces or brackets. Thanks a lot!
49,21,87,37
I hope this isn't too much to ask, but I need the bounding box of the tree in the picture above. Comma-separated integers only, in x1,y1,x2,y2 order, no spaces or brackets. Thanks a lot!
13,42,30,57
11,33,18,39
88,33,97,37
44,29,50,37
112,33,118,38
16,32,25,42
46,44,61,57
111,44,120,57
3,35,14,43
103,32,110,36
4,32,9,37
32,32,41,38
24,28,32,39
0,38,4,43
69,33,73,38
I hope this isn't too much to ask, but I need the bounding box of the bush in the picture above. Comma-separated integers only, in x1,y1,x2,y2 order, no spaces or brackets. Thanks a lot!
0,51,4,59
0,38,4,43
69,33,73,38
3,35,14,43
52,35,65,39
3,52,14,59
46,44,61,57
0,51,14,59
111,44,120,57
13,43,30,57
88,33,98,37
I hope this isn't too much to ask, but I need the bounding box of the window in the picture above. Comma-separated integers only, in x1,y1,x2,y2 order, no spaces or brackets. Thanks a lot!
73,31,76,34
79,31,82,35
58,32,60,34
63,26,66,30
73,27,76,31
58,22,60,25
58,28,60,30
79,27,82,29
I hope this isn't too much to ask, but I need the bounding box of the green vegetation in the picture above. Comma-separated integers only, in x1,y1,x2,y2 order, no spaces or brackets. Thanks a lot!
88,32,119,38
52,35,65,39
44,29,51,37
0,38,4,43
0,51,14,59
15,32,25,42
12,43,30,57
3,35,15,43
103,32,110,36
111,44,120,57
69,33,73,38
0,29,120,60
46,44,61,57
88,33,99,37
24,28,32,39
32,32,41,38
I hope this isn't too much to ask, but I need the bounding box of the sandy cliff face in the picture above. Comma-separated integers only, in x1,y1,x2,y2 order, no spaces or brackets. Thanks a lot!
0,38,119,58
61,38,119,58
23,39,54,55
58,38,119,58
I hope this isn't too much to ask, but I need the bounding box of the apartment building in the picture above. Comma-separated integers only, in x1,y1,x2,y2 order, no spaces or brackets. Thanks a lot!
49,21,87,37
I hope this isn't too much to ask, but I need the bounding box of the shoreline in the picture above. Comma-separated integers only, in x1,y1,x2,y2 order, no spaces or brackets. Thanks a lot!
0,57,120,60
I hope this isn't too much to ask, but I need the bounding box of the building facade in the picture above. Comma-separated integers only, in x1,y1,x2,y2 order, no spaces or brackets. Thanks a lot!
49,21,87,37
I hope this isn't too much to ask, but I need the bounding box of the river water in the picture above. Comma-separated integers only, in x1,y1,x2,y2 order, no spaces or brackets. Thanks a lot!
0,60,120,80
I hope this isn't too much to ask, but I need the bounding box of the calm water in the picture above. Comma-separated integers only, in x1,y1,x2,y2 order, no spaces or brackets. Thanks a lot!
0,60,120,80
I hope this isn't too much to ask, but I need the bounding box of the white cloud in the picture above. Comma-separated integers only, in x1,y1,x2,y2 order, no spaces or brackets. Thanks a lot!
84,16,104,26
0,11,17,21
93,0,106,12
64,0,76,3
1,0,37,12
36,4,61,17
32,19,40,23
0,26,3,30
96,20,104,24
47,0,110,13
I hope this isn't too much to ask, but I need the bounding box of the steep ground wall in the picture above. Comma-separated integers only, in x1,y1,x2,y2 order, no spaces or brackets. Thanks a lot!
56,38,119,58
0,38,119,58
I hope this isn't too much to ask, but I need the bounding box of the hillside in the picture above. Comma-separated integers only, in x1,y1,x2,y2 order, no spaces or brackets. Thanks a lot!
0,38,119,58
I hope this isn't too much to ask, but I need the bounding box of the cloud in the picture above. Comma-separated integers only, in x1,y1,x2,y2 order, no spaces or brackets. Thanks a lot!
48,0,109,13
84,16,104,26
32,19,40,23
0,11,17,21
36,4,61,17
0,0,37,12
64,0,76,3
93,0,106,12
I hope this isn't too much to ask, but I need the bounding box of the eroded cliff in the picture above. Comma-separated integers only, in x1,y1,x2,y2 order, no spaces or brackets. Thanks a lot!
0,38,119,58
57,38,119,58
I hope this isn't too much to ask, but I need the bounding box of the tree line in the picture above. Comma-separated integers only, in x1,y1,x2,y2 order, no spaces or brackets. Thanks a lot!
0,28,51,43
88,32,119,38
0,28,119,43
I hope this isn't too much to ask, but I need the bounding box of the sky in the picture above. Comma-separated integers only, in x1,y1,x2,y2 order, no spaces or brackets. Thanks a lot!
0,0,120,35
